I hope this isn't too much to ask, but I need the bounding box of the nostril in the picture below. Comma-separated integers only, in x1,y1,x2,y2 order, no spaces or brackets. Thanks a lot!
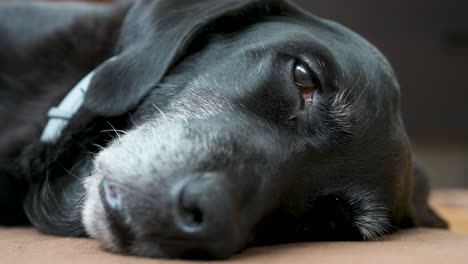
181,203,204,227
170,175,240,258
178,187,205,229
98,179,134,250
191,209,203,225
100,179,123,211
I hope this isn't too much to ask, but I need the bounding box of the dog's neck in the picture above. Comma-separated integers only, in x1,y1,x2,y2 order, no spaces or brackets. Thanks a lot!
0,4,132,182
40,57,118,143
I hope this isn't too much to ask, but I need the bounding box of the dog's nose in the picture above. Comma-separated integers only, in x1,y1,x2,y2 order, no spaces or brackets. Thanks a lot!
99,174,242,258
170,173,240,258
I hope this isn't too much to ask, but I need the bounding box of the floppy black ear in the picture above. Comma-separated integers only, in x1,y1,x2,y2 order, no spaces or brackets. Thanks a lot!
407,161,448,228
83,0,298,116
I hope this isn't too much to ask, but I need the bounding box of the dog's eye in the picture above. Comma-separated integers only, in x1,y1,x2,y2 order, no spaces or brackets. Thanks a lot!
294,62,318,102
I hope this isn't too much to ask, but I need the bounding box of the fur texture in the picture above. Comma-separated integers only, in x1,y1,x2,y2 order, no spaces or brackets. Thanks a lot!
0,0,447,259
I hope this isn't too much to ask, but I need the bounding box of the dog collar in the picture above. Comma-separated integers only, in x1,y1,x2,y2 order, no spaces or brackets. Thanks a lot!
40,57,117,143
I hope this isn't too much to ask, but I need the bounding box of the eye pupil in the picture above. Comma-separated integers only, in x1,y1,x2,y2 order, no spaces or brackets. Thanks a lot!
294,62,318,103
294,63,317,89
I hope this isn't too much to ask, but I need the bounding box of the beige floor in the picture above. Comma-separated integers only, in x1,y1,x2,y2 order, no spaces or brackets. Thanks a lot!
1,228,468,264
431,189,468,234
0,190,467,264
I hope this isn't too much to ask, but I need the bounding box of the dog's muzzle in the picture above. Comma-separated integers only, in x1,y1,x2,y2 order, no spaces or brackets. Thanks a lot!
99,172,242,258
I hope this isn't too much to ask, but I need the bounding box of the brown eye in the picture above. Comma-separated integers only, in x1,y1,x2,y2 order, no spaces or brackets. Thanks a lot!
294,62,318,102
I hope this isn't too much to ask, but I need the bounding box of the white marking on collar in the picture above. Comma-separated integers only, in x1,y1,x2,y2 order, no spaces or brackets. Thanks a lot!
40,57,117,143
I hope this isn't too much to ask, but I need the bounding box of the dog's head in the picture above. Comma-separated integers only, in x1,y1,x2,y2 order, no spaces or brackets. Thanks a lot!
81,0,446,259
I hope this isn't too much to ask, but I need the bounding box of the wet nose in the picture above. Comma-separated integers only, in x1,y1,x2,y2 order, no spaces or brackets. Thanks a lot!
99,174,241,259
170,173,241,258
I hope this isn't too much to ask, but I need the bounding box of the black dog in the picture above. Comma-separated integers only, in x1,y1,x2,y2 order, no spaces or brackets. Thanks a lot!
0,0,447,259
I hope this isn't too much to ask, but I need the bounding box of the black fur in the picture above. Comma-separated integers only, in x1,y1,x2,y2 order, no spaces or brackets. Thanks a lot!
0,1,128,229
0,0,447,259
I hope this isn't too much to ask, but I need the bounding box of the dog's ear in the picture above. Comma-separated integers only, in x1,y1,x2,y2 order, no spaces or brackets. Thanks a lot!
406,161,448,228
83,0,298,116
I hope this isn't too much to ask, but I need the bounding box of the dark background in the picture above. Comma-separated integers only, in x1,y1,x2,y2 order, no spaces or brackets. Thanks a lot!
293,0,468,187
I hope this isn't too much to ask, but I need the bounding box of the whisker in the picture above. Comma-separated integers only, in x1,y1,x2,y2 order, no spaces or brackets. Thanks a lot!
91,143,105,150
101,130,117,141
128,113,137,127
106,122,123,140
70,139,96,155
152,103,168,119
100,129,128,135
385,222,403,233
56,161,82,181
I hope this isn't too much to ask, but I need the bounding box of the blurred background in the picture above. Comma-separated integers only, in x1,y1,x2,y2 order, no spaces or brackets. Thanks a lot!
294,0,468,188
